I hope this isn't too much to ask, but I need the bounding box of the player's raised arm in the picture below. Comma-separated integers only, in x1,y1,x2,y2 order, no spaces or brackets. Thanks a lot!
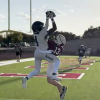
48,18,57,34
44,14,49,29
44,11,57,39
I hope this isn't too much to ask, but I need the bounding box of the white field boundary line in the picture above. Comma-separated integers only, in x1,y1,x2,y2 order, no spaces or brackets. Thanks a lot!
0,58,35,66
24,66,30,68
77,73,85,79
24,66,44,68
90,63,93,65
86,67,89,70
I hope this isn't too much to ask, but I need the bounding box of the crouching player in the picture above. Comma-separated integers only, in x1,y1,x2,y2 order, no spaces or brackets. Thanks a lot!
77,45,86,66
47,34,67,100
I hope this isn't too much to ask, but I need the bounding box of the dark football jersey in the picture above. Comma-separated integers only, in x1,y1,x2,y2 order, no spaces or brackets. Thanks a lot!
78,48,85,57
48,40,63,56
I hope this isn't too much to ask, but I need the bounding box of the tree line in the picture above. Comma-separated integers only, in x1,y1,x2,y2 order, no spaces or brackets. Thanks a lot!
82,26,100,39
0,25,100,44
0,32,34,44
0,31,81,44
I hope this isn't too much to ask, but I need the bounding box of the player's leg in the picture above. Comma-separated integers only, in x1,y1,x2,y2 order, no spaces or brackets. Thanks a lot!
22,50,42,88
17,52,20,62
16,52,19,62
22,59,41,88
18,54,20,62
27,59,41,79
20,51,22,58
89,53,90,58
47,62,67,100
78,56,81,64
27,50,42,79
47,62,62,93
78,56,82,66
85,52,87,58
88,52,90,58
43,53,61,81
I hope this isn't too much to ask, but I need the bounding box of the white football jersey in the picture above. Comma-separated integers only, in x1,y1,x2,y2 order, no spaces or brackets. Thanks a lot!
34,27,49,50
87,48,91,52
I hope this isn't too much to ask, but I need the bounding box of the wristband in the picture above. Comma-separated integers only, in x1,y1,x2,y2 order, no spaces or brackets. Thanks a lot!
51,18,55,22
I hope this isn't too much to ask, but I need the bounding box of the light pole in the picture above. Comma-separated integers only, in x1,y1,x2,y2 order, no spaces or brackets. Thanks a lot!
30,0,32,33
8,0,32,33
8,0,10,31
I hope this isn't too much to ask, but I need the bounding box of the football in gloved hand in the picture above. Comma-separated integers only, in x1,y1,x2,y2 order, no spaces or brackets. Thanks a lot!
46,11,56,18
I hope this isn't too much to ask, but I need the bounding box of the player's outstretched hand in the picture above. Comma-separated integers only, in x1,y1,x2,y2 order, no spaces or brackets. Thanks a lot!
46,11,56,19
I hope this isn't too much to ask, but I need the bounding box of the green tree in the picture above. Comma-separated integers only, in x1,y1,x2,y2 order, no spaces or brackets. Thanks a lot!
22,33,35,42
0,35,3,43
10,32,23,43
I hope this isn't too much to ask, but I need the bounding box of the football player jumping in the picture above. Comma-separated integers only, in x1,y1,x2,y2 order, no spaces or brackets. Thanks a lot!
47,34,67,100
22,11,62,88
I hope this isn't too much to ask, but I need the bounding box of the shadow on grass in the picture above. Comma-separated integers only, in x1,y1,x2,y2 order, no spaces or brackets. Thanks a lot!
95,60,100,63
40,65,80,75
58,68,73,74
0,77,21,85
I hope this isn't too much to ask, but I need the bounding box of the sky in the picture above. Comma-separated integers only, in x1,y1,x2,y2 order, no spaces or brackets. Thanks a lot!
0,0,100,36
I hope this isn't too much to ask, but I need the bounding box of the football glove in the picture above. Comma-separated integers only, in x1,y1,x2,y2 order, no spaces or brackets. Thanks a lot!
46,11,56,19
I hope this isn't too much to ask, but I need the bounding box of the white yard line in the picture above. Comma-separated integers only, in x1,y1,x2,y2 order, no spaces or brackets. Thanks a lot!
86,67,89,70
0,58,35,66
90,63,93,65
77,73,85,79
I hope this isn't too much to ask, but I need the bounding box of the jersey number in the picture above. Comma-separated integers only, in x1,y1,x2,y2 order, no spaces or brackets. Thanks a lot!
34,36,39,46
53,47,61,55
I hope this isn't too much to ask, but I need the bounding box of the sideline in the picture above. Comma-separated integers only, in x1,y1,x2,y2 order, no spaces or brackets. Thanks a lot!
0,58,35,66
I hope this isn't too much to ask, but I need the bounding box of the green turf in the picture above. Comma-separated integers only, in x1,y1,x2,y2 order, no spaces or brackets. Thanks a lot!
0,56,100,100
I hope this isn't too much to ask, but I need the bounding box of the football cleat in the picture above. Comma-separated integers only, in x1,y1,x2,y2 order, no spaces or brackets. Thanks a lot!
22,77,27,88
60,86,67,100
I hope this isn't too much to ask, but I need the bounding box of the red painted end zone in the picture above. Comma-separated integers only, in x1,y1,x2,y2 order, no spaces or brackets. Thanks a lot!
0,73,85,79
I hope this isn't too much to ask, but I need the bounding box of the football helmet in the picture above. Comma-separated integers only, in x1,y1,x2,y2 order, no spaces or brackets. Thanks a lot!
55,34,66,46
80,45,84,49
31,21,44,33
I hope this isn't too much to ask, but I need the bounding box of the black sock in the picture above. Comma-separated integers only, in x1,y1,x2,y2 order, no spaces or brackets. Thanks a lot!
52,73,57,75
26,77,28,80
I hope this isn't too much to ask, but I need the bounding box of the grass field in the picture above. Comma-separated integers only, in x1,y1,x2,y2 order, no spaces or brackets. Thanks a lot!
0,56,100,100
